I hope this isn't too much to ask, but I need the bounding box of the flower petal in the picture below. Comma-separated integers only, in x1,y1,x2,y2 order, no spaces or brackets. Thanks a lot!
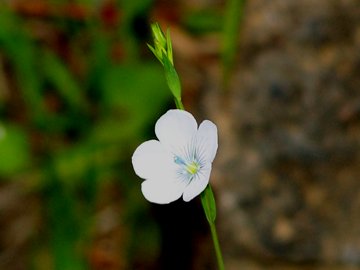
132,140,175,180
155,110,197,154
142,177,187,204
182,164,212,202
196,120,218,164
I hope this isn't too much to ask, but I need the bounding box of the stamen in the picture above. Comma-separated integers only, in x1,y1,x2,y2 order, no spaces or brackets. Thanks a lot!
174,156,186,165
174,154,200,178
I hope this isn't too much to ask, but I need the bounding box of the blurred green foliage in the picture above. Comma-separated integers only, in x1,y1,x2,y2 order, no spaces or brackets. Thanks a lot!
0,1,170,269
222,0,246,87
183,9,222,34
0,124,30,175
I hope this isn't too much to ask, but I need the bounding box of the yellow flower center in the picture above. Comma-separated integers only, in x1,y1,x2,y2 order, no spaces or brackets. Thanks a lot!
186,161,200,175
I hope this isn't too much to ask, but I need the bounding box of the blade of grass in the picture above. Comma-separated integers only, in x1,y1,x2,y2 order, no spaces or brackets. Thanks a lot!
42,50,89,111
0,9,46,122
46,175,87,270
222,0,246,89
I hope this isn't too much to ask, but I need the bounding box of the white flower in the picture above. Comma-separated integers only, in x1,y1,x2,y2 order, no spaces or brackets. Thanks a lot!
132,109,218,204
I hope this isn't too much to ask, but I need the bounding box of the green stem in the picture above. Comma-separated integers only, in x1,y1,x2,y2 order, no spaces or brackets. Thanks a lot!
172,68,224,270
209,222,225,270
151,23,225,268
174,98,184,110
201,185,225,270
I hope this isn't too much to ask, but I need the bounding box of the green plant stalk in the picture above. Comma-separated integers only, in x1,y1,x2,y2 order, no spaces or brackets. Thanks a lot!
175,99,225,270
174,98,184,110
149,22,225,269
200,184,225,270
210,221,225,270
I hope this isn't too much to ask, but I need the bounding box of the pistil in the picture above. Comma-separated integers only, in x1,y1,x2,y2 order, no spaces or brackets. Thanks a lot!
186,161,200,175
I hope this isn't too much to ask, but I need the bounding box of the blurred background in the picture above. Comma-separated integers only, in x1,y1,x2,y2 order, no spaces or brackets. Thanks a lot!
0,0,360,269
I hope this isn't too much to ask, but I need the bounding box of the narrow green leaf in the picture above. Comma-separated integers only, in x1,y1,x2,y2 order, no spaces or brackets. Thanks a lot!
163,56,182,100
201,184,217,224
150,23,167,48
166,29,174,65
147,43,163,65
